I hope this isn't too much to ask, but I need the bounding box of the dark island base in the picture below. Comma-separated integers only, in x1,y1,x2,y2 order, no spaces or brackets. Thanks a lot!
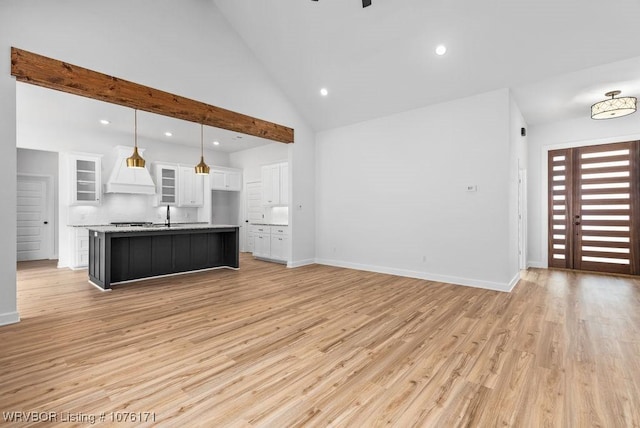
88,227,239,289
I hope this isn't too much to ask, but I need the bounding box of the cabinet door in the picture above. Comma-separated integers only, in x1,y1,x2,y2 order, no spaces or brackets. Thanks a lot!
261,165,280,205
270,234,289,261
247,232,255,253
211,170,226,190
254,232,270,258
279,163,289,206
72,156,101,205
227,171,242,191
72,227,89,268
158,166,177,205
179,167,204,207
261,165,274,205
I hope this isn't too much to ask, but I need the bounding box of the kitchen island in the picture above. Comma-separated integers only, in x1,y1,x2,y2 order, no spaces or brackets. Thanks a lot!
87,224,239,289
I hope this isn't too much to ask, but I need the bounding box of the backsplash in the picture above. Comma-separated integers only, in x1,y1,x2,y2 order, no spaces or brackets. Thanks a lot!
68,193,199,225
266,206,289,225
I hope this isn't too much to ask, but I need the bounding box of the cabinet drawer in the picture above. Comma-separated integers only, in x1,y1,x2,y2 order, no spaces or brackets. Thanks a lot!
270,225,289,236
250,225,269,234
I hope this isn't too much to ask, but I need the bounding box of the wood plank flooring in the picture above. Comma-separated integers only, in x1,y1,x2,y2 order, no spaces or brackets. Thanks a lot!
2,254,639,427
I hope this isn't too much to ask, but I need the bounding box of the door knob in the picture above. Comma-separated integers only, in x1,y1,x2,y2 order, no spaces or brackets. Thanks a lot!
43,221,48,224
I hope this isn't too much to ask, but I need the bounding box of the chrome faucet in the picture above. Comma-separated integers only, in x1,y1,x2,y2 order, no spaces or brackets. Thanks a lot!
166,205,171,228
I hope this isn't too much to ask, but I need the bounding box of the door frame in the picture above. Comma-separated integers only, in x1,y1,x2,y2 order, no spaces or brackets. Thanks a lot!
518,169,527,270
17,173,55,260
540,132,640,268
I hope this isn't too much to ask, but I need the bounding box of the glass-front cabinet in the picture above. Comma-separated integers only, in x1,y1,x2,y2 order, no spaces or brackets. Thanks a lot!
155,163,178,205
70,154,102,205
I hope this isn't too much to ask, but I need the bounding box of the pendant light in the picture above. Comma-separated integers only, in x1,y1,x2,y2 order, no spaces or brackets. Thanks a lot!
126,109,146,168
195,124,210,175
591,90,637,120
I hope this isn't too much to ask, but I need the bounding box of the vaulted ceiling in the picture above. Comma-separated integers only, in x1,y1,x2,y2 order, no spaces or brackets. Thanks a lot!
213,0,640,130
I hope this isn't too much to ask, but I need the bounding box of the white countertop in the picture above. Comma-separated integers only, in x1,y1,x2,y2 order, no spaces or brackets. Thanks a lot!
86,224,239,233
250,223,289,226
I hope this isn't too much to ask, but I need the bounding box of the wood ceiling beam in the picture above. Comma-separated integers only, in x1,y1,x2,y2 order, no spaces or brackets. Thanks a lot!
10,47,294,144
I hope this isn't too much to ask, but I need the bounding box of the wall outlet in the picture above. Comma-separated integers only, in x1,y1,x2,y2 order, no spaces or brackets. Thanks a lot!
466,185,478,192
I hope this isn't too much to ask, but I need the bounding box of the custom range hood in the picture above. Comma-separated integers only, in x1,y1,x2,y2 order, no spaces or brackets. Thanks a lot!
104,146,156,195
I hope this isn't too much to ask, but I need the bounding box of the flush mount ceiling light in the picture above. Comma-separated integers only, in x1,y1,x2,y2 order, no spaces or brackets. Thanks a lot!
320,88,328,96
591,90,637,120
126,109,146,169
195,124,210,175
311,0,371,7
435,45,447,56
164,131,173,137
212,141,220,146
99,119,110,125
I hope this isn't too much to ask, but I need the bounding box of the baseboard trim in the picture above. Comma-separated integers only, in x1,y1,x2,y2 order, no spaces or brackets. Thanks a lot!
506,271,521,292
527,261,546,269
287,259,316,268
315,258,514,292
0,311,20,326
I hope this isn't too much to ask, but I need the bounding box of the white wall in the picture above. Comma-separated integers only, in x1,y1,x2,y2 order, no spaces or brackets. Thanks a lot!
316,89,517,291
229,142,288,182
527,115,640,267
0,0,316,325
17,148,59,259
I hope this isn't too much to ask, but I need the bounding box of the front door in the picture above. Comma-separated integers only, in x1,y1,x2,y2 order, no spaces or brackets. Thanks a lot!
548,141,639,275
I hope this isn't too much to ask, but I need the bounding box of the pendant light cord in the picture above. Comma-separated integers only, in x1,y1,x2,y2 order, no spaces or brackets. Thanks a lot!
134,109,138,148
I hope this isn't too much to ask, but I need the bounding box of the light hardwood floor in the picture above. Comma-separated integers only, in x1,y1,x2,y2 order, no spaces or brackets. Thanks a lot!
2,254,639,427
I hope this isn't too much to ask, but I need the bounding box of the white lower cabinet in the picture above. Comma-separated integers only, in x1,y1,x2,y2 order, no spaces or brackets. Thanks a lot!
246,231,255,253
270,234,289,261
250,225,289,262
71,227,89,269
254,232,271,259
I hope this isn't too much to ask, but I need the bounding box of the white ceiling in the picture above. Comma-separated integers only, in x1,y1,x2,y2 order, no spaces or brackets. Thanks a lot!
17,83,276,153
17,0,640,142
213,0,640,130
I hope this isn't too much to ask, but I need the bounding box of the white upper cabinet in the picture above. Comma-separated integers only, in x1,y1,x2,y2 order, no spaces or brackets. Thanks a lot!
261,162,288,206
210,167,242,191
178,166,204,207
70,154,102,205
154,163,178,206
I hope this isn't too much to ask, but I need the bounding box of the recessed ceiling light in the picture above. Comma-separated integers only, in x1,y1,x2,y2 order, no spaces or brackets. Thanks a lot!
212,141,220,146
164,132,173,137
320,88,329,96
99,119,110,125
435,45,447,56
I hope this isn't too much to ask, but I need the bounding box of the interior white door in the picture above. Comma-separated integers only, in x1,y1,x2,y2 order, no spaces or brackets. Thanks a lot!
247,182,264,223
244,181,264,252
17,176,51,261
